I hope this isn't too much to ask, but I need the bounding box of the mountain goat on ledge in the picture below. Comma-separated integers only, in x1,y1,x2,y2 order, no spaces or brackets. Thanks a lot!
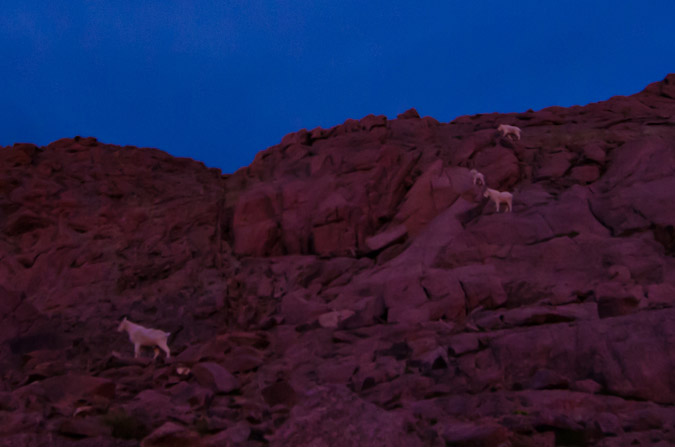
470,169,485,186
117,317,171,359
483,188,513,213
497,124,521,140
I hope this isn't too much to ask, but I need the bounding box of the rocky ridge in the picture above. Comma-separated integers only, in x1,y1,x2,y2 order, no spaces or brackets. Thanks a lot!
1,74,675,446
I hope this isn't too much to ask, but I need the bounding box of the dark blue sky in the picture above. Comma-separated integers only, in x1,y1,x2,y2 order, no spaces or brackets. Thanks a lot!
2,1,674,174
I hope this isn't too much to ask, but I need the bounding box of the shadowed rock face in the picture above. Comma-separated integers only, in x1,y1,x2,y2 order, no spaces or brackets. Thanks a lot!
2,75,675,446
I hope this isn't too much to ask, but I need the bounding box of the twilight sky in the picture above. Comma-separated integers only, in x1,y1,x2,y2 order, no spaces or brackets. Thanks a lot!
2,1,674,174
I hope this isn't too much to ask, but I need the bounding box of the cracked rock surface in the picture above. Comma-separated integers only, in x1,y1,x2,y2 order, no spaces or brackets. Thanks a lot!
2,75,675,446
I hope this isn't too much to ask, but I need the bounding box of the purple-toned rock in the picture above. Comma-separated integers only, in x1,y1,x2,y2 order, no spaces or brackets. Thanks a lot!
2,75,675,447
140,422,200,447
365,224,407,251
270,385,424,447
202,422,251,447
441,421,512,447
58,417,111,438
192,362,239,393
39,374,116,404
397,108,421,119
261,380,298,408
317,309,355,328
570,164,601,184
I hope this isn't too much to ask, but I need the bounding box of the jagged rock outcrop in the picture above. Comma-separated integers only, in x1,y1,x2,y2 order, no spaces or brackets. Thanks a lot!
2,75,675,446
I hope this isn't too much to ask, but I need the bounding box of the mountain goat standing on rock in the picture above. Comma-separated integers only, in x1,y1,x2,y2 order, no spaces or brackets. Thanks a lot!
117,317,171,359
497,124,521,140
483,188,513,213
470,169,485,186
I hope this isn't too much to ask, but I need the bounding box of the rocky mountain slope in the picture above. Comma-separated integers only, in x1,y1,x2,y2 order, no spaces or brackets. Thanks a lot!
2,74,675,446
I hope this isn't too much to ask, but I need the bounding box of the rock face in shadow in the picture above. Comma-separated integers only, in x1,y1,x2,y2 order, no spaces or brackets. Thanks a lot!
2,75,675,446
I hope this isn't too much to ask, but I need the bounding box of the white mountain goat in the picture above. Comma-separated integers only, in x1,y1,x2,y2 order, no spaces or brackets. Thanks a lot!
483,188,513,213
470,169,485,186
497,124,521,140
117,317,171,359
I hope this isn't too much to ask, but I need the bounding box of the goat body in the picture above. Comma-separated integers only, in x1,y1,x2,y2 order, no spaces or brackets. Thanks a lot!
497,124,521,140
117,317,171,359
470,169,485,186
483,187,513,213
